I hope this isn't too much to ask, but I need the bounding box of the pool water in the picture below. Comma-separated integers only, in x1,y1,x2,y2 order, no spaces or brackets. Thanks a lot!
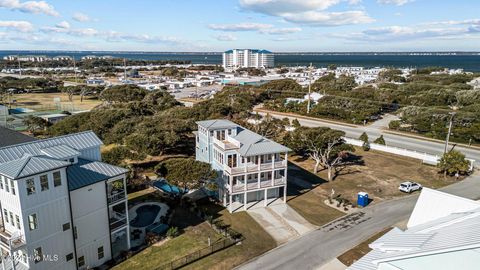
130,205,161,227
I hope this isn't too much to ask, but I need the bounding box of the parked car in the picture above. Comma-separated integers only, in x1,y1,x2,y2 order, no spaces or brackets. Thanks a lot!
399,181,422,193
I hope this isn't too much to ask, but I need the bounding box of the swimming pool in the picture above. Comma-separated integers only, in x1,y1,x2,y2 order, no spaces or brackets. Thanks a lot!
130,205,161,228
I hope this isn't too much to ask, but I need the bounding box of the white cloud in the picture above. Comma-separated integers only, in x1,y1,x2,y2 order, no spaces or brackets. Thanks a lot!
0,0,59,16
72,12,93,22
55,21,70,29
214,33,237,41
377,0,413,6
239,0,342,14
259,27,301,34
208,22,273,31
283,11,374,26
239,0,373,26
331,24,479,42
0,20,33,32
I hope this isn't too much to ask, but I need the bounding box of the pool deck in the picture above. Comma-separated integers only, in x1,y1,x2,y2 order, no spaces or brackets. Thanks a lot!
128,202,169,248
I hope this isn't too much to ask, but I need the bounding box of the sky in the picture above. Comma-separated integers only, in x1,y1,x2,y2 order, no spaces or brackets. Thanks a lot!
0,0,480,52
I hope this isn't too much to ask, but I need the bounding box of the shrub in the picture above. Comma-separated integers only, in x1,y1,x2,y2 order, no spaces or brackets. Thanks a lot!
389,120,401,130
166,227,179,238
374,135,386,145
362,141,371,151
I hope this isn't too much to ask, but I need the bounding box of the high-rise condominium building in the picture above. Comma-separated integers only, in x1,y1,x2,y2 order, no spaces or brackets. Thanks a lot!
222,49,274,70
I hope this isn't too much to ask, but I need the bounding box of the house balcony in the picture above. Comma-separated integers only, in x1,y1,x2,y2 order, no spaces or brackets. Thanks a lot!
109,211,127,231
0,223,25,250
228,177,286,193
108,189,126,204
223,160,287,175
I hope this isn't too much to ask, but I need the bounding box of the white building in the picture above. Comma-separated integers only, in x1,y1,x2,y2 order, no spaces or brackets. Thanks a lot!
2,56,49,62
0,131,129,270
222,49,274,70
195,120,290,213
349,188,480,270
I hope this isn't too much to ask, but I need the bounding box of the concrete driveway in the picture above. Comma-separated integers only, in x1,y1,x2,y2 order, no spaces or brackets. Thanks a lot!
248,203,317,244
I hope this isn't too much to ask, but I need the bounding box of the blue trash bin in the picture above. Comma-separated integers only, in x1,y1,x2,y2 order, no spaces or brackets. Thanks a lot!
357,192,369,207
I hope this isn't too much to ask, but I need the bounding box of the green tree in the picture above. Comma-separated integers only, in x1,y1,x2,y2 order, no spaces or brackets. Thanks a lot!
438,150,470,177
359,132,369,143
374,135,386,145
100,85,148,103
23,115,48,134
155,158,217,190
288,127,354,180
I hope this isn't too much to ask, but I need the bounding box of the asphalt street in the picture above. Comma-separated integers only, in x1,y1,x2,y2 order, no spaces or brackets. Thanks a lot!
255,110,480,165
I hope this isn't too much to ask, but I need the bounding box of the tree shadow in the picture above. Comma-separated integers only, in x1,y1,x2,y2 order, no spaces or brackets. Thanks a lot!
286,162,328,201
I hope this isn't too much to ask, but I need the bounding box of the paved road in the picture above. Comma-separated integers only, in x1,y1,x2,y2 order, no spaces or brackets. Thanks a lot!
256,110,480,165
238,173,480,270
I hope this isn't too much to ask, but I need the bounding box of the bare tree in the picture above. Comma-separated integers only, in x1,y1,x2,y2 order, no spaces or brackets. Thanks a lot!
289,127,354,181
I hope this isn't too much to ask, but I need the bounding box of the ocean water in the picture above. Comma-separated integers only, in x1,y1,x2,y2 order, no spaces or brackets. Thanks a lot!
1,51,479,71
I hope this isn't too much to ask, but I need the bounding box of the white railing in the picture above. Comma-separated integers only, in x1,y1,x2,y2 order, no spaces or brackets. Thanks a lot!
229,177,286,193
224,160,287,175
108,190,126,204
344,137,441,164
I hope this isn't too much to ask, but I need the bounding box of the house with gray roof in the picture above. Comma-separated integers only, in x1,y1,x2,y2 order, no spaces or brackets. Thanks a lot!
0,127,37,148
0,131,129,270
348,188,480,270
195,119,290,212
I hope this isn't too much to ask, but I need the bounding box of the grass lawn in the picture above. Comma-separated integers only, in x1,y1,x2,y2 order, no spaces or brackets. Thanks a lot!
112,222,222,270
127,188,156,202
337,227,393,266
11,92,101,111
184,203,277,270
286,163,344,226
289,147,459,204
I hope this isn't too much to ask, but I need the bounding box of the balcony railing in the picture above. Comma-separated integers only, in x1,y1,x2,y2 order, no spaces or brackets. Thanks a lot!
224,160,287,175
229,177,286,193
0,223,25,250
110,212,127,231
108,190,126,204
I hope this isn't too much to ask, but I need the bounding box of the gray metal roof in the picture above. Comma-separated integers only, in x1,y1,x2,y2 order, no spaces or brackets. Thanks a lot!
0,154,70,179
349,208,480,270
233,128,290,156
0,126,37,148
196,119,238,130
40,144,80,160
0,131,102,164
67,158,128,190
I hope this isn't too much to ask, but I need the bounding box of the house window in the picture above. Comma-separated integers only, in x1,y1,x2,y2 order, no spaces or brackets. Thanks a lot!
28,213,38,230
228,129,232,135
63,222,70,231
40,175,49,191
9,212,14,226
98,246,104,259
78,256,85,267
66,253,74,261
3,209,8,223
15,215,20,229
5,178,9,192
74,226,78,239
10,180,15,195
53,172,62,187
0,177,3,189
34,247,43,263
26,178,35,195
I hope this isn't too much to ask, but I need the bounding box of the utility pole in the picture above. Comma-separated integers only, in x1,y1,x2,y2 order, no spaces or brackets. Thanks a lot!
17,55,21,76
307,63,313,114
444,112,456,154
73,57,78,83
123,58,127,81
